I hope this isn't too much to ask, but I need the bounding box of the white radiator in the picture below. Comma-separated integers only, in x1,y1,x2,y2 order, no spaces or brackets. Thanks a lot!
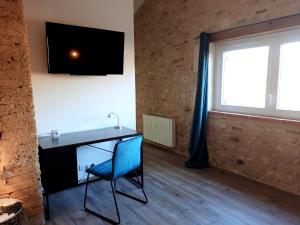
143,115,176,148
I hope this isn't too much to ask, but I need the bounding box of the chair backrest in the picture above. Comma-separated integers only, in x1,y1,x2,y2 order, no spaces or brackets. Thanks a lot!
112,135,143,180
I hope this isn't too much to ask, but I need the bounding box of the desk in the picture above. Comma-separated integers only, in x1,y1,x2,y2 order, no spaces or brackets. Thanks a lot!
38,127,143,220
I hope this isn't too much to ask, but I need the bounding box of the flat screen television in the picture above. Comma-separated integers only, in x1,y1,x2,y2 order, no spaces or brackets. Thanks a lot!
46,22,124,75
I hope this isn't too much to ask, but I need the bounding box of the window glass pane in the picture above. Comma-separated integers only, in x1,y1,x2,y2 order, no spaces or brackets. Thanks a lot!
221,46,269,108
277,41,300,111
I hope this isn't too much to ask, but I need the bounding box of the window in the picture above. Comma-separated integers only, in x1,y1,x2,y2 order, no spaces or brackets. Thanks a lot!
214,29,300,120
277,41,300,111
221,46,269,108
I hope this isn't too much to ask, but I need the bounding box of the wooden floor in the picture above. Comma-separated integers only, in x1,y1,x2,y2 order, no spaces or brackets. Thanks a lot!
46,144,300,225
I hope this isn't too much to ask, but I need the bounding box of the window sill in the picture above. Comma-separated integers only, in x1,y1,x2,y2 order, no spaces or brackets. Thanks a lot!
209,111,300,126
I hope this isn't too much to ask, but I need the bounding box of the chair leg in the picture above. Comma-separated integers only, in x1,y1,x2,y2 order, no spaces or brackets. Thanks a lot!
111,181,121,224
115,171,148,204
83,173,90,209
134,171,148,203
83,174,120,224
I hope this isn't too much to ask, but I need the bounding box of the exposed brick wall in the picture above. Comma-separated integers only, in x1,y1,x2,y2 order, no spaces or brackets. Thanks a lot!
135,0,300,196
208,112,300,196
0,0,44,224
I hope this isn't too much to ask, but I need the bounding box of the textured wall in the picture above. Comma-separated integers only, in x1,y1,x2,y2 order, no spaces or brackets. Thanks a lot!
208,112,300,196
135,0,300,195
0,0,44,224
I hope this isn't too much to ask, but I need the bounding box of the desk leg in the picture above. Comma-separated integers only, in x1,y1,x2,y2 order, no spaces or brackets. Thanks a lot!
44,193,50,220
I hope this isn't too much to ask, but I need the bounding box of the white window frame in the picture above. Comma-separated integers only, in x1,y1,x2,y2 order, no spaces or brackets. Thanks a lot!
213,28,300,120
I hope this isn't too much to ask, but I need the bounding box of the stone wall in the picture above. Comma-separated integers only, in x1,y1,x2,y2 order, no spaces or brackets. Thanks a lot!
0,0,44,224
208,112,300,196
135,0,300,196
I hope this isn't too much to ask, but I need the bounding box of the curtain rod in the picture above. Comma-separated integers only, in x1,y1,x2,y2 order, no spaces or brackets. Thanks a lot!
209,12,300,42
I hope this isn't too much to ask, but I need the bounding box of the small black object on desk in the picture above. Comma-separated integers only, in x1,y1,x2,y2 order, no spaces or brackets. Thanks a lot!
38,127,143,220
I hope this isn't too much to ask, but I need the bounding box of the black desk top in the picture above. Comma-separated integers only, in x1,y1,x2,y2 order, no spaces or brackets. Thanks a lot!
38,127,141,150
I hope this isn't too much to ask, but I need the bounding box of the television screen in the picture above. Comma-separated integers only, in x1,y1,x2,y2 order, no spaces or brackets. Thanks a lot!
46,22,124,75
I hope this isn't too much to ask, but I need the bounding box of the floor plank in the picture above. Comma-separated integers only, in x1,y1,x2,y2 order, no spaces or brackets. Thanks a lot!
46,144,300,225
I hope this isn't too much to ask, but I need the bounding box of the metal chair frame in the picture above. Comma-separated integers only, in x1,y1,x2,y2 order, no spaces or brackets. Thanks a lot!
83,137,148,224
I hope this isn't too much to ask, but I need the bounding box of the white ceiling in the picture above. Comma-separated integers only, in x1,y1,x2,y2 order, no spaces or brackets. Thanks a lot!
134,0,145,13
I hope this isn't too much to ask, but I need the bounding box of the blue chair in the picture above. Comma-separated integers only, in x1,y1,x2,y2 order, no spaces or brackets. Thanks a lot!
83,135,148,224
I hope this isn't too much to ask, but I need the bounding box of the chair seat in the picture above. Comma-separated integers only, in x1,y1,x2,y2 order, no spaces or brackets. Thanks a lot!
86,160,113,180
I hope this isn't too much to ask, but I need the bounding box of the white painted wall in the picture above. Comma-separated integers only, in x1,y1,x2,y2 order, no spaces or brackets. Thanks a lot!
24,0,135,180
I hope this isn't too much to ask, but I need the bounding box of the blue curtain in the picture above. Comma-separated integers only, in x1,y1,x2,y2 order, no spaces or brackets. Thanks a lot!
185,32,209,168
